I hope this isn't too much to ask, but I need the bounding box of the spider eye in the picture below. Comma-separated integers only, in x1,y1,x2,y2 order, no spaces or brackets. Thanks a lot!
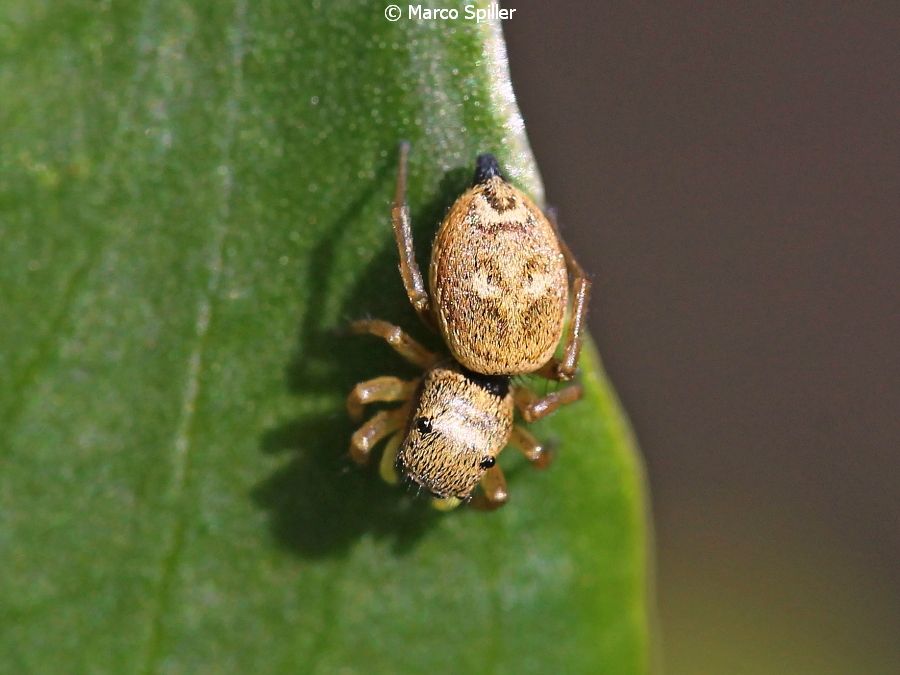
479,456,496,469
415,417,433,434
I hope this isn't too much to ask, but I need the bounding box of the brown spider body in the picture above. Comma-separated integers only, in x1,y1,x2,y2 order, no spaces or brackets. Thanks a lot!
346,145,591,510
397,363,513,500
430,173,568,375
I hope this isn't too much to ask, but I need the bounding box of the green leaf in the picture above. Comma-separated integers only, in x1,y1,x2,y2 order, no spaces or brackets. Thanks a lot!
0,1,651,672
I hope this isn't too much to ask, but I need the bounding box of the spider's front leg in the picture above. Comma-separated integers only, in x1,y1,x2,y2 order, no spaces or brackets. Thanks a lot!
469,465,509,511
346,375,418,484
508,424,554,470
349,403,411,466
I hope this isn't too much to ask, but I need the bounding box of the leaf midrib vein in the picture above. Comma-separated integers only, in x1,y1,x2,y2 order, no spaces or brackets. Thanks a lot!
138,1,247,671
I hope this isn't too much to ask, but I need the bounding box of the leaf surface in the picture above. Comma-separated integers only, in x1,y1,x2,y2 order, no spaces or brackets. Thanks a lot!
0,2,650,672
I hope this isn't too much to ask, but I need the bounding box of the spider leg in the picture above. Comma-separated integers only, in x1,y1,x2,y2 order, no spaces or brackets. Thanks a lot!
469,465,509,511
508,424,554,469
536,207,591,381
349,403,411,465
346,375,419,420
392,141,436,328
513,382,582,423
349,319,439,369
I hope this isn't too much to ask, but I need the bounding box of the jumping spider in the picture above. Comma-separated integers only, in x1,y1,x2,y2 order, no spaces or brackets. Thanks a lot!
347,143,591,510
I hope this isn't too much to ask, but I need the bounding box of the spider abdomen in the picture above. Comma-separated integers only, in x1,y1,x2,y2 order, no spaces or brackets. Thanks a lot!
430,176,568,375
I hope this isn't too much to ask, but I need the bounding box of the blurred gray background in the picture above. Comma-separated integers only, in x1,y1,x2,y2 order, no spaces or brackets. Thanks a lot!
504,2,898,672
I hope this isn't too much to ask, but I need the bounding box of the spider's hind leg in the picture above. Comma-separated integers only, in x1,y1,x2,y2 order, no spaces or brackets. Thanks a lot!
391,141,436,328
536,207,592,381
